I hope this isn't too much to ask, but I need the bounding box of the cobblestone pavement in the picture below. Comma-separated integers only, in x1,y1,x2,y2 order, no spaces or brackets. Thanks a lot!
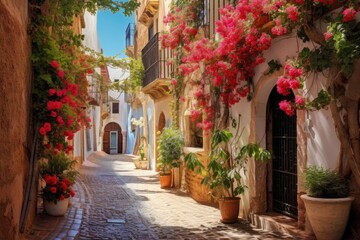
76,152,299,240
27,152,303,240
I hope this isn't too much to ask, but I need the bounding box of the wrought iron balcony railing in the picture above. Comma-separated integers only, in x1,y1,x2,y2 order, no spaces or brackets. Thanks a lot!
200,0,237,38
141,32,173,88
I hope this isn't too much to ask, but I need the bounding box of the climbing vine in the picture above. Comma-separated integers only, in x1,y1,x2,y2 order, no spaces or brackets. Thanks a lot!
30,0,138,155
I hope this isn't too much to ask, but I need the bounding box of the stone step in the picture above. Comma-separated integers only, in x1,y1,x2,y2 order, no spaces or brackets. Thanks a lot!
250,212,315,239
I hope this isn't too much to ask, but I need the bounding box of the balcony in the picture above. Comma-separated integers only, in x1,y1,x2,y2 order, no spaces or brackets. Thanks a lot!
200,0,236,38
87,75,101,106
141,32,173,100
138,0,159,25
125,23,135,57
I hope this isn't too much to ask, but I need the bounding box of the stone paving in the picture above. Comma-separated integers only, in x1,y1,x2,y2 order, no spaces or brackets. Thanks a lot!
27,152,304,240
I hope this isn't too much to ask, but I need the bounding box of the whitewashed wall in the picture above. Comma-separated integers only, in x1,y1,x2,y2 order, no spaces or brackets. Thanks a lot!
73,10,101,160
230,33,341,216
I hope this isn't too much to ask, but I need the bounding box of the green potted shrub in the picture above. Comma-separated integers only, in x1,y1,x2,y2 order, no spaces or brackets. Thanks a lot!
157,127,184,188
301,166,354,240
200,129,271,223
39,152,78,216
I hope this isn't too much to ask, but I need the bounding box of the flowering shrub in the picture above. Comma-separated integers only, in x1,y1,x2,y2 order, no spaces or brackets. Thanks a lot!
162,0,360,126
42,174,75,203
39,152,78,203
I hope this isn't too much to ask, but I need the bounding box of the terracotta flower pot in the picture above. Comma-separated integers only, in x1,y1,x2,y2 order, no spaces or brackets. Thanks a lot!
301,194,354,240
159,174,172,188
44,198,69,216
218,197,240,224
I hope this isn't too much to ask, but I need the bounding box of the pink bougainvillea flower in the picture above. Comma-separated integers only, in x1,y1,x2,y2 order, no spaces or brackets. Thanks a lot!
50,111,57,118
289,80,300,90
67,116,74,127
56,89,64,97
57,70,65,79
49,88,56,96
47,101,63,111
171,78,177,86
39,127,46,136
324,32,333,41
56,143,63,151
276,76,291,96
50,60,60,69
57,116,65,126
271,19,288,36
295,96,305,105
180,96,185,102
343,8,356,22
286,6,299,21
279,100,295,116
285,64,304,78
44,122,51,132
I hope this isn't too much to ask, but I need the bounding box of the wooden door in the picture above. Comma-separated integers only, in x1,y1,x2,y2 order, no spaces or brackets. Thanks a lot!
103,122,122,154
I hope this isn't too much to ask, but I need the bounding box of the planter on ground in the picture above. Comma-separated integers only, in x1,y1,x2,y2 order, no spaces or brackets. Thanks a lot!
301,195,354,240
44,198,69,216
218,197,240,224
134,158,141,169
160,174,172,188
140,160,149,170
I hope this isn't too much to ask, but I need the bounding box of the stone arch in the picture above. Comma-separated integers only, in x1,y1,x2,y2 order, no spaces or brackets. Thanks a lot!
248,71,307,227
103,122,123,154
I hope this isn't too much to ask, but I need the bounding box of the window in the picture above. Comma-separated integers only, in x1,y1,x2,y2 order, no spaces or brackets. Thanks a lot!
112,102,119,114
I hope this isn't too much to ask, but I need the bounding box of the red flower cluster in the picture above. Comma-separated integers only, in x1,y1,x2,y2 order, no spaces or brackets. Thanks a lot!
39,58,93,153
276,62,307,116
342,8,356,22
42,174,75,203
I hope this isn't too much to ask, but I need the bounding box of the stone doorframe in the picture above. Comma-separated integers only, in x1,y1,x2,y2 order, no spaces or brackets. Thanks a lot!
247,71,308,229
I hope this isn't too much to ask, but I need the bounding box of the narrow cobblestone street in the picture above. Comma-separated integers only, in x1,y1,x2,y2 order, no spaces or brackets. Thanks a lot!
28,152,301,240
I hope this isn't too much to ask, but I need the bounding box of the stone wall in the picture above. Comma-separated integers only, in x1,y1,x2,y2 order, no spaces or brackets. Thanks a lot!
0,0,32,239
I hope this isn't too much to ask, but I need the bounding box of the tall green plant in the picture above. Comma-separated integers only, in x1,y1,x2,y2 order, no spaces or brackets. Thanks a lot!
201,129,271,199
157,127,184,174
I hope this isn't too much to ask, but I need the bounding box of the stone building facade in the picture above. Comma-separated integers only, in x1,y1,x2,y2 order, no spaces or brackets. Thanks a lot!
126,0,357,236
0,0,33,238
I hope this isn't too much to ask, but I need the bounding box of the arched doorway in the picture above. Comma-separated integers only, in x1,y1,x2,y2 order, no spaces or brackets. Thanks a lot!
103,122,122,154
267,86,298,218
158,112,165,133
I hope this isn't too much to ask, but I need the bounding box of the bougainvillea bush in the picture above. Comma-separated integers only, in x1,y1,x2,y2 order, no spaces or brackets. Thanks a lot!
162,0,360,233
31,0,138,155
162,0,360,173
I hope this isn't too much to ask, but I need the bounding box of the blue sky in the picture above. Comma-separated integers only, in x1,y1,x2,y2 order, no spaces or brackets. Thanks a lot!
97,10,133,58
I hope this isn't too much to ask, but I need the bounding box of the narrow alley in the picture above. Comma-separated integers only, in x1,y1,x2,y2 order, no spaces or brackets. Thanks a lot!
27,152,298,240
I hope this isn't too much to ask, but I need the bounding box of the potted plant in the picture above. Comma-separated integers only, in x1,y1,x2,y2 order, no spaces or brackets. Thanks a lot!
139,144,149,170
198,129,271,223
39,151,78,216
301,166,354,240
157,127,184,188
